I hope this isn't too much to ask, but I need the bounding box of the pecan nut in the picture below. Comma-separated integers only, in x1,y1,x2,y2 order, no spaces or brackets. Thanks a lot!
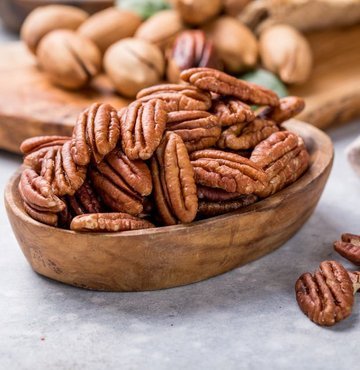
211,98,254,127
120,99,167,160
166,110,221,152
197,185,244,202
334,233,360,266
20,135,70,155
190,149,268,195
180,68,279,107
295,261,355,326
167,30,221,83
70,213,154,232
71,103,120,165
23,201,59,226
217,118,279,150
136,84,212,112
151,132,198,225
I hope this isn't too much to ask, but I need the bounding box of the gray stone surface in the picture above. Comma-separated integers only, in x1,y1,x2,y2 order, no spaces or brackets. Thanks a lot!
0,20,360,370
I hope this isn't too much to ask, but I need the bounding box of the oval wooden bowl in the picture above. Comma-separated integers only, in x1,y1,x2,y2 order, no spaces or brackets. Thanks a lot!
5,120,333,291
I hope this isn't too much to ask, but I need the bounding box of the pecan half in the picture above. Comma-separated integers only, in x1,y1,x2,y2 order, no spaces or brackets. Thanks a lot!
211,98,254,127
136,84,212,112
295,261,355,326
151,132,198,225
180,68,279,106
20,135,70,155
250,131,309,197
197,185,244,202
334,233,360,266
19,168,65,213
120,99,167,160
217,118,279,150
190,149,268,195
70,213,154,232
258,96,305,124
71,103,120,165
166,110,221,152
198,195,258,217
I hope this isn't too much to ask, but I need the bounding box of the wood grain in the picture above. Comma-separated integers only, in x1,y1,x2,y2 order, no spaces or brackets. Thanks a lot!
4,120,334,291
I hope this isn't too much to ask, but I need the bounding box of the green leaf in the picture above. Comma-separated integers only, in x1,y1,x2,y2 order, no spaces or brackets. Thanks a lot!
118,0,171,19
240,69,288,98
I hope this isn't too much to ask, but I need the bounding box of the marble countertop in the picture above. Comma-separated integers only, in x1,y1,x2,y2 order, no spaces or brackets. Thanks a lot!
1,22,360,370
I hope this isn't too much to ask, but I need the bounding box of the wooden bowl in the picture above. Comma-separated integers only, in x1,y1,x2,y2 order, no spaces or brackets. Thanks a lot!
5,120,333,291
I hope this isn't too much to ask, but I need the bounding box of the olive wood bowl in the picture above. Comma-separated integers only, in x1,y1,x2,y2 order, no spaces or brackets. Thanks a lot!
5,120,333,291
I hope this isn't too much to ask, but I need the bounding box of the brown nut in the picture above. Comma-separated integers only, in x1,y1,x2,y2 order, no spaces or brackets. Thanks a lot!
211,98,254,127
20,5,88,54
175,0,222,25
197,185,245,202
203,17,258,73
166,30,221,83
217,118,279,151
78,7,142,54
20,135,70,155
250,131,310,197
120,99,167,160
71,103,121,165
190,149,268,195
23,201,59,227
181,68,279,107
334,234,360,266
295,261,355,326
151,132,198,225
104,38,165,98
136,84,212,112
70,213,154,232
166,110,221,152
37,30,101,90
135,10,184,50
259,24,313,84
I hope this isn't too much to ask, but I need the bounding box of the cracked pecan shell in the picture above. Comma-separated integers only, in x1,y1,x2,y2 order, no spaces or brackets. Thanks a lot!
166,110,221,152
295,261,355,326
136,84,212,112
71,103,120,165
211,98,254,127
151,132,198,225
217,118,279,150
190,149,267,195
70,212,154,232
180,68,279,107
120,99,167,161
334,234,360,266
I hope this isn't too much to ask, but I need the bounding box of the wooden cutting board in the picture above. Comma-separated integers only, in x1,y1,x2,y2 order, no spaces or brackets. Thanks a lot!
0,25,359,154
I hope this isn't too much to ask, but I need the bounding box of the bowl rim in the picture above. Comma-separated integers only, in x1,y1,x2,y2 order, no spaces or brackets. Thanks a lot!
5,119,334,238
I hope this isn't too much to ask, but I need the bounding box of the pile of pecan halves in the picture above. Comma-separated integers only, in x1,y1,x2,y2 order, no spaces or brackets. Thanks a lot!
18,67,309,232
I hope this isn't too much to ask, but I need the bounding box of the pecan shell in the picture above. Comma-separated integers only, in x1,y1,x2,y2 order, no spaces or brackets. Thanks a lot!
166,110,221,152
211,98,254,127
70,213,154,232
136,84,212,112
295,261,354,326
180,68,279,106
334,233,360,266
71,103,120,165
190,149,268,195
217,118,279,150
120,99,167,160
151,132,198,225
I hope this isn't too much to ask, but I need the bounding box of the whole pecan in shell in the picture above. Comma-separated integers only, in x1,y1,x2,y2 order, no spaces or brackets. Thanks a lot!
166,110,221,152
71,103,120,165
217,118,279,150
70,212,154,232
190,149,268,195
180,68,279,107
120,99,167,160
334,233,360,266
151,132,198,225
136,84,212,112
295,261,355,326
211,98,254,127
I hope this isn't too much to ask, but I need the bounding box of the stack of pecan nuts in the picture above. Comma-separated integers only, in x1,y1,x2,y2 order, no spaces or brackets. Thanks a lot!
18,67,309,233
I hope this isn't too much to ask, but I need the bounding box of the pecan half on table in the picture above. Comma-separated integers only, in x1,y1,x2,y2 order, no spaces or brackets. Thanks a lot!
295,261,360,326
334,234,360,266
